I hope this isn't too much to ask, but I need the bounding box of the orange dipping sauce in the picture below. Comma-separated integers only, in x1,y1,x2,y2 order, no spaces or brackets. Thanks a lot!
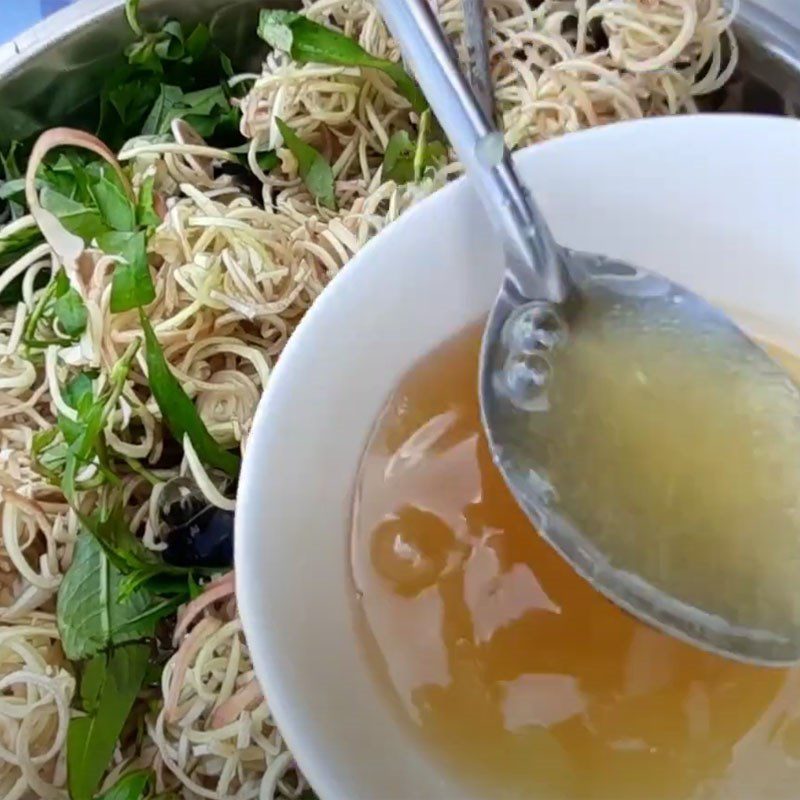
351,322,800,799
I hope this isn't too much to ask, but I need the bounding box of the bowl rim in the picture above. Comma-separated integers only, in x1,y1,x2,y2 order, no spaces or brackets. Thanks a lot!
235,113,800,798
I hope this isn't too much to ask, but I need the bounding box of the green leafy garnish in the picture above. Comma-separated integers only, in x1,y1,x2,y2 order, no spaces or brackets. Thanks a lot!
40,186,107,242
31,347,136,490
136,175,161,229
141,85,184,136
140,311,240,477
21,271,87,349
57,535,162,661
64,371,95,410
383,111,446,184
258,10,428,114
228,142,280,173
97,231,156,313
101,3,241,150
124,0,143,38
53,281,88,338
143,84,239,140
59,342,139,501
67,643,150,800
90,169,137,232
33,155,157,311
88,502,209,601
275,119,337,210
95,769,152,800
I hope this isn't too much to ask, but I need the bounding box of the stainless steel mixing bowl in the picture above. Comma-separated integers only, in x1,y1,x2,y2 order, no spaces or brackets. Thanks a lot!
1,0,800,151
0,0,270,146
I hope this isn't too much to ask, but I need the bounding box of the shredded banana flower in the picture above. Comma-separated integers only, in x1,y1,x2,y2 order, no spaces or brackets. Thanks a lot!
149,574,308,800
0,1,738,797
0,616,74,800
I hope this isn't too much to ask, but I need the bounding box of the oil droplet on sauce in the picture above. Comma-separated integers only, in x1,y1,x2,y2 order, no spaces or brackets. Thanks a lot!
351,321,800,799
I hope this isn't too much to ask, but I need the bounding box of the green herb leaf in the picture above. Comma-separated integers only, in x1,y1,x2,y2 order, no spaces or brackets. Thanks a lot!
100,10,240,150
383,131,416,184
275,118,337,210
258,11,428,114
141,85,184,136
79,655,107,713
90,168,137,232
140,311,240,477
228,143,279,173
95,769,153,800
136,175,162,229
0,223,44,265
67,644,150,800
143,84,238,140
64,372,95,413
57,535,159,661
36,155,153,312
53,287,88,337
125,0,143,38
40,187,107,242
186,24,212,63
31,428,64,482
97,231,156,313
383,115,446,185
0,177,28,203
59,342,139,502
52,272,89,338
154,21,185,61
86,503,204,602
58,371,98,447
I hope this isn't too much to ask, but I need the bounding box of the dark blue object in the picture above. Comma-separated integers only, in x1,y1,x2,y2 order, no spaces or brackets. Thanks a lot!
162,493,235,569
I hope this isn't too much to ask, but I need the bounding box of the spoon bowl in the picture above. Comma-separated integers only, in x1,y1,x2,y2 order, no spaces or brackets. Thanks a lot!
377,0,800,665
483,252,800,665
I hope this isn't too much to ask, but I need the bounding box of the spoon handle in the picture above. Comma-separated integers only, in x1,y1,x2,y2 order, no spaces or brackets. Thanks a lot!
376,0,569,303
462,0,495,121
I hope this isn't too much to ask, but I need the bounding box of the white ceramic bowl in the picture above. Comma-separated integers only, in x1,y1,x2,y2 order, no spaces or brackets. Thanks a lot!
236,115,800,800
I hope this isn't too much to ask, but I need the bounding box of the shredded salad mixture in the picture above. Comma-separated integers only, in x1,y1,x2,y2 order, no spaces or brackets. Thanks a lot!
0,0,737,798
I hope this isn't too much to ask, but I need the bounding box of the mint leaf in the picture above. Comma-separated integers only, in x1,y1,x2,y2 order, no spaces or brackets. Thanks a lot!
140,311,240,477
136,175,162,229
67,645,149,800
64,372,95,414
90,168,137,232
142,85,184,136
95,770,153,800
97,231,155,313
53,287,88,337
57,535,161,661
384,114,446,185
95,770,152,800
258,11,428,113
228,142,279,173
143,84,238,140
40,187,107,242
276,118,336,210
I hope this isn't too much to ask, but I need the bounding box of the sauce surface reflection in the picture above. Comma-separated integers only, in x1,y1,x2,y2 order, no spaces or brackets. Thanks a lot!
351,322,800,799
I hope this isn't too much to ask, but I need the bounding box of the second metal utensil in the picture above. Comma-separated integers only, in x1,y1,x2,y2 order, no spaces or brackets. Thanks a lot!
376,0,800,666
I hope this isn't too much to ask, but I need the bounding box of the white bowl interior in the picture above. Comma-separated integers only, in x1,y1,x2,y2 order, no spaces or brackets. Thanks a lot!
236,115,800,800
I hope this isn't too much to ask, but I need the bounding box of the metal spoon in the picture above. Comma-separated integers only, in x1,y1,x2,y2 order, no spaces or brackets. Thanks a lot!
376,0,800,665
